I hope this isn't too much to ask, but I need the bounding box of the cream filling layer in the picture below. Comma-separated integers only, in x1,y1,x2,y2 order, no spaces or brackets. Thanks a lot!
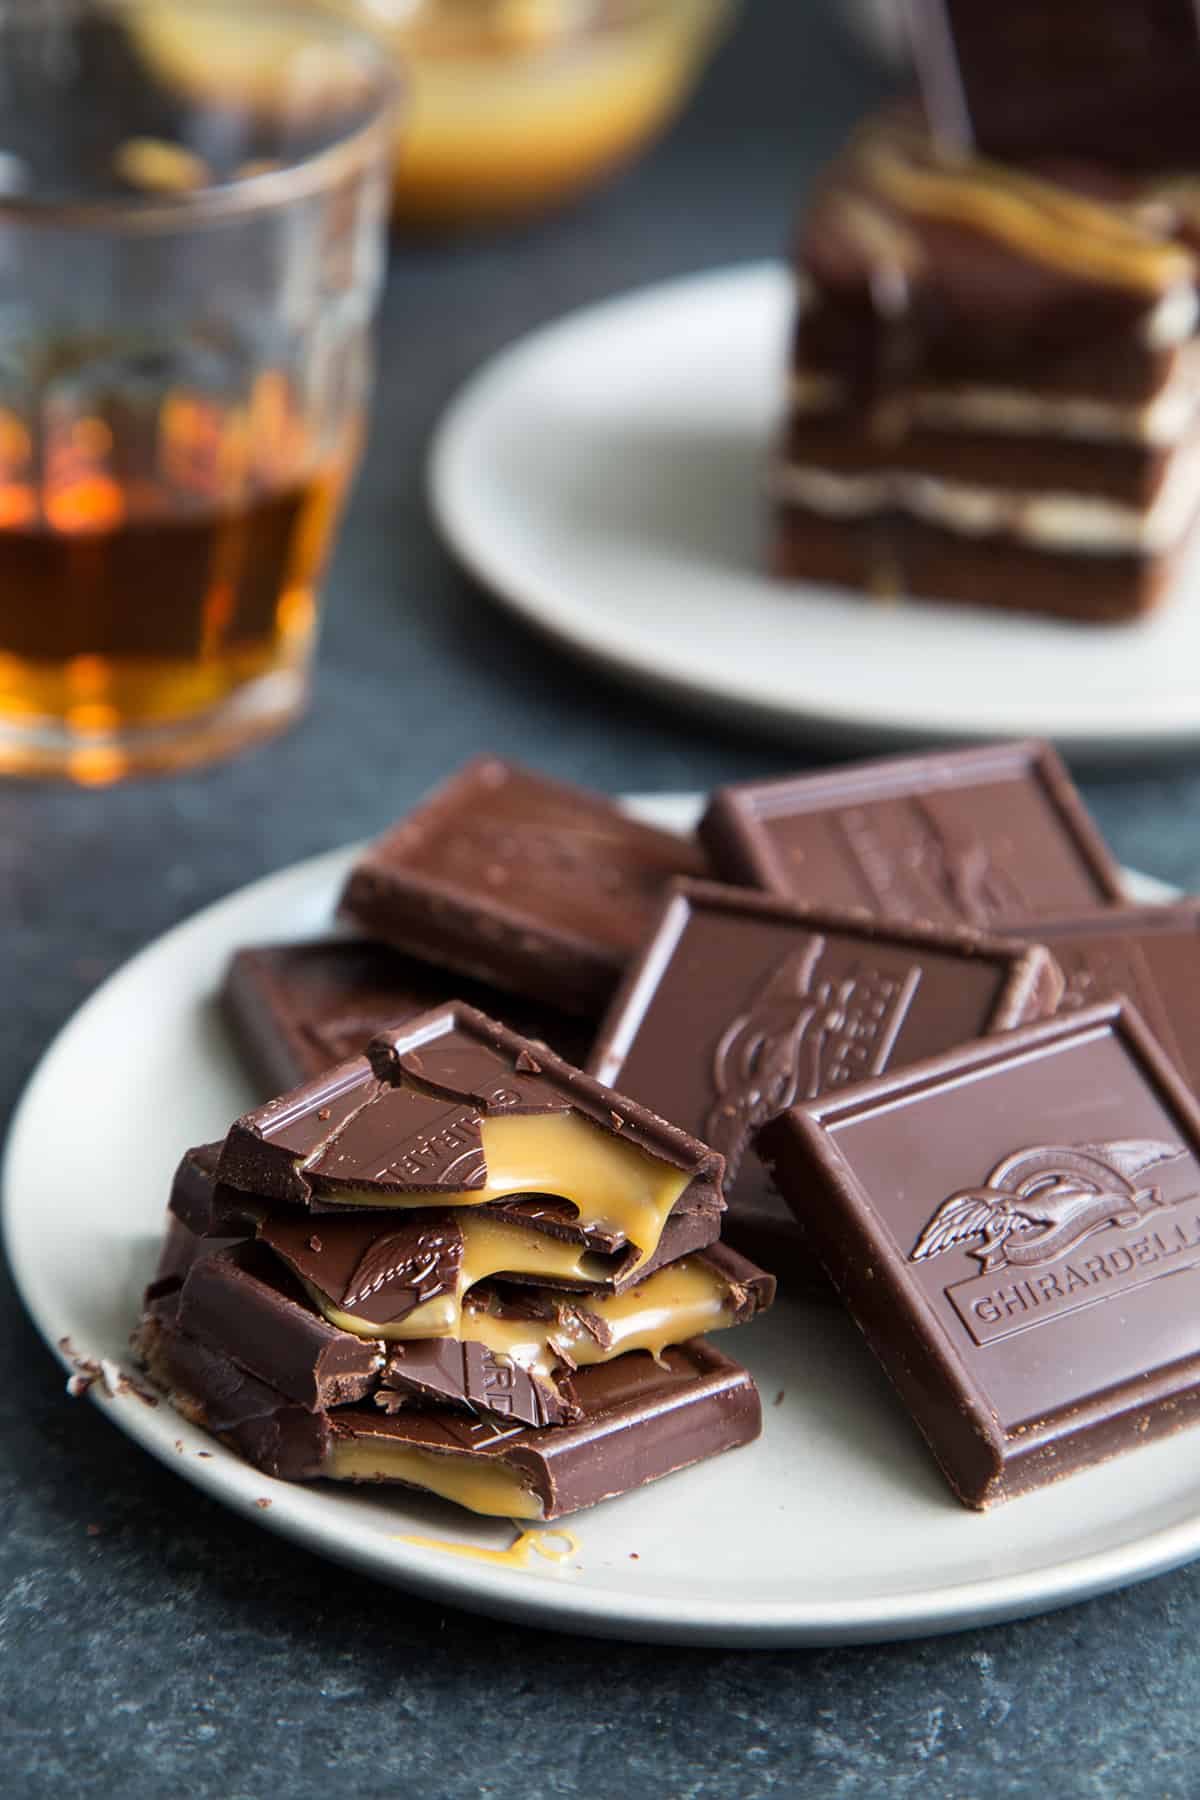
328,1440,544,1517
773,447,1200,555
789,351,1200,448
314,1111,690,1273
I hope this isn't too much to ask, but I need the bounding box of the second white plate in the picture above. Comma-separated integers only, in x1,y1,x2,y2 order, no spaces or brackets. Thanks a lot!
431,262,1200,757
3,793,1194,1647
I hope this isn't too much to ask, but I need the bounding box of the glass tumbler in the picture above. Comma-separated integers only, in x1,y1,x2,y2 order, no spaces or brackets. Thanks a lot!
0,0,397,781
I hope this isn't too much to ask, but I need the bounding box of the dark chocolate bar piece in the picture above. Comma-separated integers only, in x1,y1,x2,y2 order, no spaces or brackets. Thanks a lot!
761,1000,1200,1507
166,1142,265,1240
139,1301,763,1517
337,757,708,1017
906,0,1200,169
591,879,1062,1268
176,1144,720,1298
1009,903,1200,1094
148,1213,247,1303
173,1208,771,1429
224,938,593,1098
137,1295,332,1482
701,742,1125,930
217,1005,723,1273
178,1242,384,1412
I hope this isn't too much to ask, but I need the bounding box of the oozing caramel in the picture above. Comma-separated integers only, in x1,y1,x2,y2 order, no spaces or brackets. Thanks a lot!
305,1213,601,1341
318,1109,690,1272
310,1248,734,1384
328,1440,543,1517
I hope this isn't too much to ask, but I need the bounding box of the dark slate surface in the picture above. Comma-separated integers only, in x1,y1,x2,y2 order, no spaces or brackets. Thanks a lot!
5,5,1200,1795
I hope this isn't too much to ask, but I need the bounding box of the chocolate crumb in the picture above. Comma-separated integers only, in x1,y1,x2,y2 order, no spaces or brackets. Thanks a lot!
610,1111,624,1130
773,1389,785,1407
515,1049,541,1074
255,1497,272,1509
629,1552,640,1560
196,1451,213,1458
175,1440,184,1453
308,1235,323,1253
86,1523,102,1537
317,1107,332,1122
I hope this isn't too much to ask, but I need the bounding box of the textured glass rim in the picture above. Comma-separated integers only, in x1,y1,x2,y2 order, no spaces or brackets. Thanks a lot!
0,0,401,233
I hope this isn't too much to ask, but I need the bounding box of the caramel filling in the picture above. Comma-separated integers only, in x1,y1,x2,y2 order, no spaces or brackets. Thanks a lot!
314,1252,733,1381
329,1440,543,1518
304,1213,602,1341
457,1257,733,1378
856,132,1194,296
319,1111,690,1272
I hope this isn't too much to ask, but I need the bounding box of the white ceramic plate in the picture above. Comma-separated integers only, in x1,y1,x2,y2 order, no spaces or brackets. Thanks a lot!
430,262,1200,758
3,796,1189,1648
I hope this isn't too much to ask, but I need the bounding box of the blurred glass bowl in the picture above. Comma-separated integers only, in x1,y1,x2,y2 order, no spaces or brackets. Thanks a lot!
134,0,735,228
202,0,732,228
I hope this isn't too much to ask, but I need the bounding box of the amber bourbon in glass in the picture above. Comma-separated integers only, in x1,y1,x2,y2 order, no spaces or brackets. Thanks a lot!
0,1,396,779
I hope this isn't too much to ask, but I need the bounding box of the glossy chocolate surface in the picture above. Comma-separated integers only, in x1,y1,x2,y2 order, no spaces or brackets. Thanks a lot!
701,742,1125,929
591,879,1062,1236
761,1001,1200,1506
223,937,592,1098
1011,902,1200,1093
139,1303,762,1514
218,1003,723,1242
338,757,707,1017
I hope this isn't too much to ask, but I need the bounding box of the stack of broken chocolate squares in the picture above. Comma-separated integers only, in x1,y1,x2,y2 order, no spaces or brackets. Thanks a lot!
140,744,1200,1517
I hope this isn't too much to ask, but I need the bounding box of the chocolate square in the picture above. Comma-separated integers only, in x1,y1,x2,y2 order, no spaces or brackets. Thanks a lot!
701,742,1125,931
1012,902,1200,1093
761,1001,1200,1506
338,757,707,1017
591,880,1062,1269
223,938,593,1098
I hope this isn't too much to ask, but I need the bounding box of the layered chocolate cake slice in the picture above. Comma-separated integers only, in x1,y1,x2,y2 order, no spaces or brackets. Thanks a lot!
773,108,1200,621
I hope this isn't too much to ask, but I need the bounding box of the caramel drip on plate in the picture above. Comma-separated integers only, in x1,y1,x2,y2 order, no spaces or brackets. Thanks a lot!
392,1527,581,1569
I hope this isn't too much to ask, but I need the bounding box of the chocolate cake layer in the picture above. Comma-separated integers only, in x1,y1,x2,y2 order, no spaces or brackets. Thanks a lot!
338,757,707,1018
794,111,1200,406
772,502,1190,623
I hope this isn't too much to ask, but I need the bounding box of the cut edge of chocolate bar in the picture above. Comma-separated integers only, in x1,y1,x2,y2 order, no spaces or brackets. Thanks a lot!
758,998,1200,1508
698,740,1127,915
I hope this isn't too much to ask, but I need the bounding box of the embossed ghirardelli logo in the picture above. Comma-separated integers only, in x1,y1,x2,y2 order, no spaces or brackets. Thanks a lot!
342,1227,459,1317
836,799,1026,927
911,1140,1197,1346
704,937,920,1177
912,1140,1180,1273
